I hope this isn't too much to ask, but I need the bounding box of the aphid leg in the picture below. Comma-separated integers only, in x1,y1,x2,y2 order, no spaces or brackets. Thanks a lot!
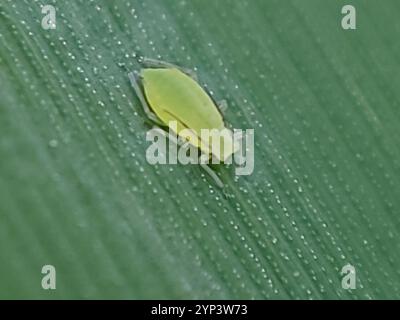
217,99,228,114
162,131,224,188
141,57,198,81
201,86,227,115
141,57,178,69
149,126,224,188
128,71,165,126
199,163,224,189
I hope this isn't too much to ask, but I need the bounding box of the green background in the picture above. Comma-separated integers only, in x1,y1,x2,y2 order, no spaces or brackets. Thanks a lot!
1,0,399,299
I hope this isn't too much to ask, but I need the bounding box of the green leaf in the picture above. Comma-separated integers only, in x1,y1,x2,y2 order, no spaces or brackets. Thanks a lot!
1,0,399,299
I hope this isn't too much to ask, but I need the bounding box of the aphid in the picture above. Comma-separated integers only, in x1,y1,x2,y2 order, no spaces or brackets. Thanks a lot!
128,58,238,187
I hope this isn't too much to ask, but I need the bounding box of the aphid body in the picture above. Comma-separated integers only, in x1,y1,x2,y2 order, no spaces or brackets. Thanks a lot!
129,58,239,186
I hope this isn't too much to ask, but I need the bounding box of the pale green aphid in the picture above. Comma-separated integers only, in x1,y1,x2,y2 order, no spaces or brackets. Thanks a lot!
128,58,238,187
